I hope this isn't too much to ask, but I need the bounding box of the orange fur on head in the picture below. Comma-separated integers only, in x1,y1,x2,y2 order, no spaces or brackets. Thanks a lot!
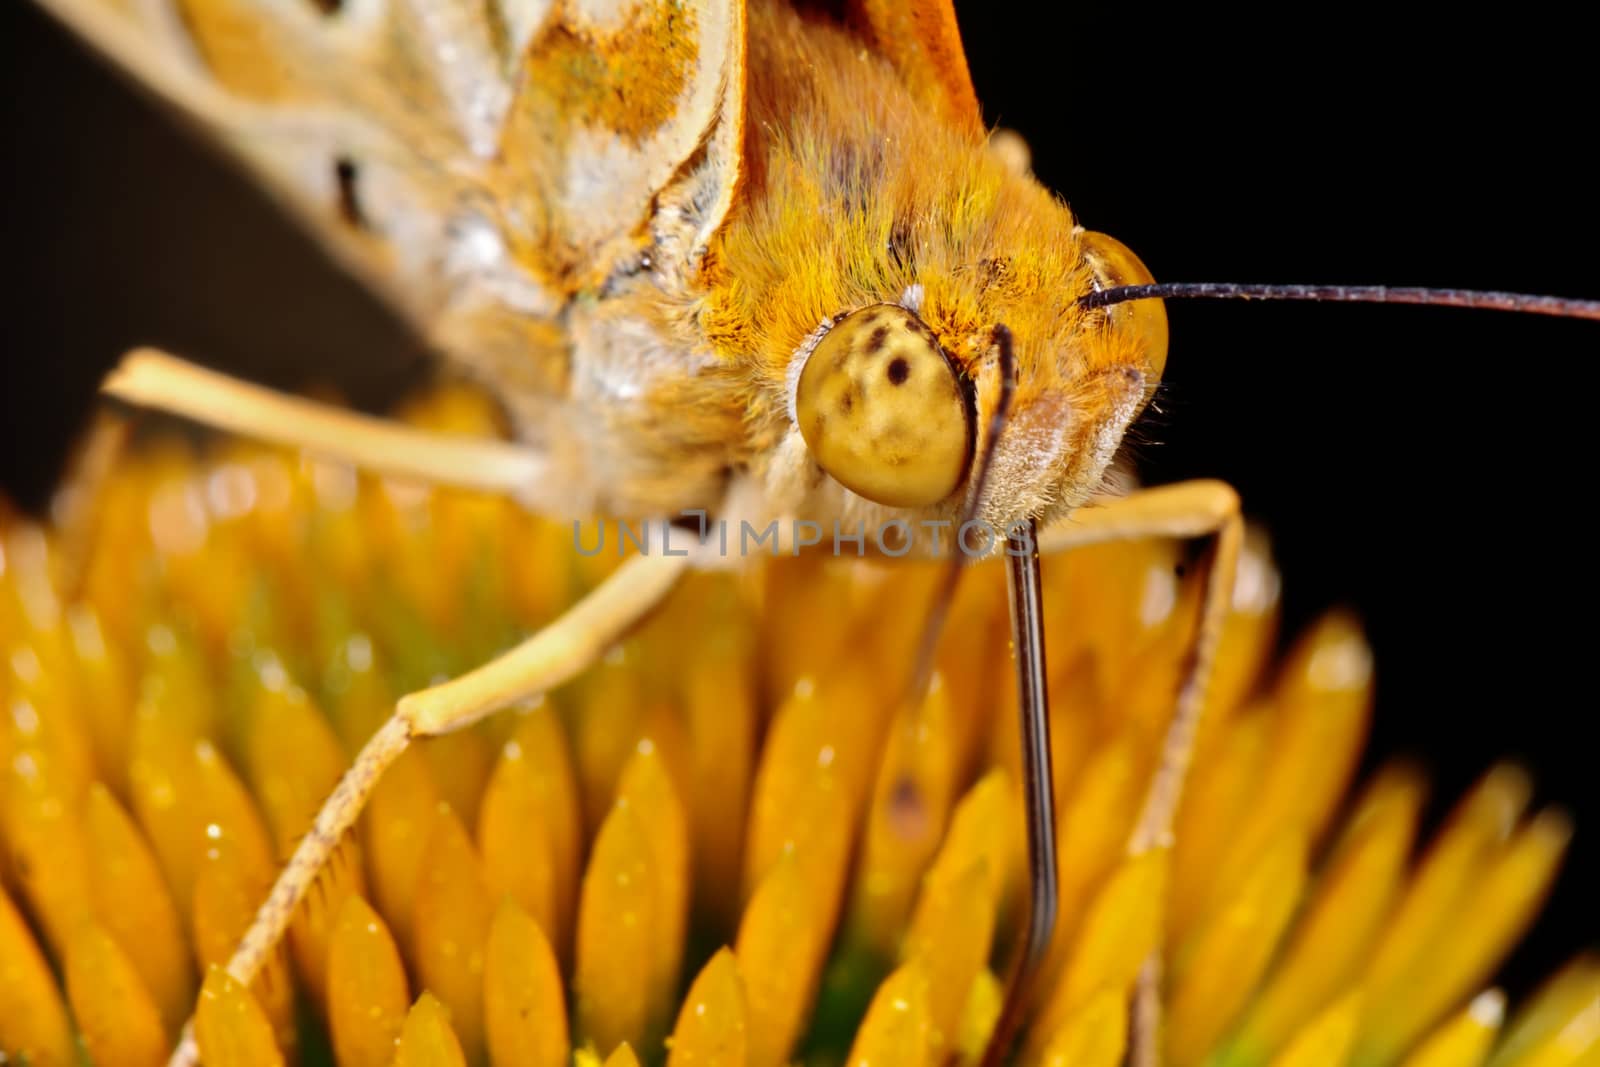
685,0,1160,529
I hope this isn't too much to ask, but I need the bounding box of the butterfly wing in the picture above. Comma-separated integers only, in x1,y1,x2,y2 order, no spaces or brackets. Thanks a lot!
846,0,980,134
34,0,746,340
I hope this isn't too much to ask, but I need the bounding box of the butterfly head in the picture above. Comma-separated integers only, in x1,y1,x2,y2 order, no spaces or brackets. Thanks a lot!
780,219,1168,542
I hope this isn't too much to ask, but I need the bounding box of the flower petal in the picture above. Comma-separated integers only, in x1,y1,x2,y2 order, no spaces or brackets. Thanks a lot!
1267,990,1362,1067
1359,809,1572,1064
1032,847,1168,1054
194,964,287,1067
363,745,441,953
1489,960,1600,1067
1233,767,1424,1060
1403,991,1505,1067
83,781,194,1033
901,860,996,1054
394,992,468,1067
577,803,658,1051
1168,833,1309,1067
478,706,581,958
617,741,691,1016
847,960,933,1067
326,893,410,1067
413,807,492,1063
0,885,75,1066
667,947,748,1067
736,853,827,1067
852,681,958,956
484,898,569,1067
66,923,173,1067
1038,987,1128,1067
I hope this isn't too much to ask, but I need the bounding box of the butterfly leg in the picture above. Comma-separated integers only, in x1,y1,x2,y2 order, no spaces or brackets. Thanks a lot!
1029,479,1244,1066
103,348,550,496
160,548,692,1067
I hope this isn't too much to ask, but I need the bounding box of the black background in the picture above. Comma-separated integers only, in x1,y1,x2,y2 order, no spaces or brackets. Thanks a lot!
3,3,1595,995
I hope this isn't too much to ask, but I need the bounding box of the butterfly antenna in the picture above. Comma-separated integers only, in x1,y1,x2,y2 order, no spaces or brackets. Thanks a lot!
1080,282,1600,319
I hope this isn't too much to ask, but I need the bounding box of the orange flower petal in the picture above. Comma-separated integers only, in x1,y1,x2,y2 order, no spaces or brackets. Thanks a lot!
83,781,195,1033
680,610,757,927
1168,833,1309,1067
852,680,958,956
666,947,748,1067
1267,990,1362,1067
744,667,882,902
244,668,348,856
1404,991,1505,1067
191,830,298,1053
735,853,828,1067
617,741,690,1015
956,968,1004,1063
413,807,492,1064
393,992,468,1067
569,647,645,838
1233,767,1424,1060
1172,711,1269,941
1033,847,1168,1052
423,729,495,833
0,736,93,956
1360,809,1574,1065
478,706,582,957
194,965,287,1067
1049,736,1144,969
67,603,135,795
288,833,367,1011
484,899,569,1067
1363,766,1531,1008
1038,987,1128,1067
1198,614,1370,925
326,893,410,1067
66,923,170,1067
901,860,996,1054
603,1043,644,1067
362,745,441,953
846,960,933,1067
1490,959,1600,1067
576,803,658,1052
0,885,75,1067
923,770,1018,912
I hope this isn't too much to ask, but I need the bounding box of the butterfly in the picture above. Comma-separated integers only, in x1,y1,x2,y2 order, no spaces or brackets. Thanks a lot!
13,0,1599,1063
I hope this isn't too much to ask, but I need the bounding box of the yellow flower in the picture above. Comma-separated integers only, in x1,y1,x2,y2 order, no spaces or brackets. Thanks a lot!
0,386,1593,1067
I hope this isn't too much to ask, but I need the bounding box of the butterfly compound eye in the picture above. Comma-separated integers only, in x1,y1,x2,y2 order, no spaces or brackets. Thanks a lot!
1081,231,1169,391
795,304,975,508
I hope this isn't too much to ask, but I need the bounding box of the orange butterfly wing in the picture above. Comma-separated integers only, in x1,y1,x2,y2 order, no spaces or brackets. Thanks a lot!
849,0,982,134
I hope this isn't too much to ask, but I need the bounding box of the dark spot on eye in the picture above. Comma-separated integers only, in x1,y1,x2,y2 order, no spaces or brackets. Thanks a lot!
334,157,367,228
866,325,890,353
887,358,910,385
